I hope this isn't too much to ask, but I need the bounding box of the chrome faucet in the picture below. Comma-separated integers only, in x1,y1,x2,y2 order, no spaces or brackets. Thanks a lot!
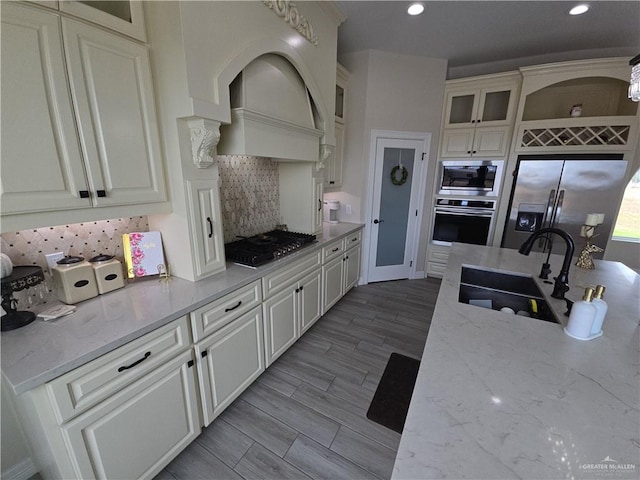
518,228,575,299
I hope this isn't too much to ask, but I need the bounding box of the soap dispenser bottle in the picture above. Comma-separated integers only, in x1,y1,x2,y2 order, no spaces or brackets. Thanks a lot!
590,285,608,337
564,287,597,340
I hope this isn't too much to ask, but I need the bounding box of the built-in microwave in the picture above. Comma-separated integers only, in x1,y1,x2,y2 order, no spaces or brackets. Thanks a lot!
438,160,504,196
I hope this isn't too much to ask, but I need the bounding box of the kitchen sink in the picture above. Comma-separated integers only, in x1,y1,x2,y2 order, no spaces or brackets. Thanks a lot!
459,266,559,324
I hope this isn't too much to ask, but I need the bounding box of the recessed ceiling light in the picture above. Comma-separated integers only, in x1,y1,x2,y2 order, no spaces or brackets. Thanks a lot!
407,3,424,16
569,4,590,15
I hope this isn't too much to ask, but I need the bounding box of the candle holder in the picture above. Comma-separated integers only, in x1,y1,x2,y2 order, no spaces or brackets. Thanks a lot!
575,224,604,270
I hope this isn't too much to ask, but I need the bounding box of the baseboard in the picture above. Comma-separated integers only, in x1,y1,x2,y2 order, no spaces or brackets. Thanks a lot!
413,270,426,279
2,458,38,480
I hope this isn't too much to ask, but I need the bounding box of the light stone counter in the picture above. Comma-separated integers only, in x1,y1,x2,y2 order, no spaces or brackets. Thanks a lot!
393,243,639,480
1,223,363,395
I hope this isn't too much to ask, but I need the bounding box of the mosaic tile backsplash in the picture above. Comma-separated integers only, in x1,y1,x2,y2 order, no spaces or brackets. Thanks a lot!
0,217,149,271
218,155,280,243
0,217,149,311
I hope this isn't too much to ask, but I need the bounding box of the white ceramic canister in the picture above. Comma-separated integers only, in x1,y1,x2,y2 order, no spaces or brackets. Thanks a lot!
564,287,597,340
52,256,99,304
590,285,608,335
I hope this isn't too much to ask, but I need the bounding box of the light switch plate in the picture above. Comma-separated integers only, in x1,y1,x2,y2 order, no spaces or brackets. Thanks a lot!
45,252,65,273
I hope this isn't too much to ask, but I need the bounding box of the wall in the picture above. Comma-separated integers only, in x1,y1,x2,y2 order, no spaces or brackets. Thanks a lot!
336,50,447,278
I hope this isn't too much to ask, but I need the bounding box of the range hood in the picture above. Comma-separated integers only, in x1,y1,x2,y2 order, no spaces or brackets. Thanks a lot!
217,54,324,162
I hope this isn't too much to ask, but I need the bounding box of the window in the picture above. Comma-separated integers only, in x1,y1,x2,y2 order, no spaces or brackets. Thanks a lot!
612,169,640,241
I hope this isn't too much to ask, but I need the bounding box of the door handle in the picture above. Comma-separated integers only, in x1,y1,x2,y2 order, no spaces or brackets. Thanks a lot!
373,219,384,224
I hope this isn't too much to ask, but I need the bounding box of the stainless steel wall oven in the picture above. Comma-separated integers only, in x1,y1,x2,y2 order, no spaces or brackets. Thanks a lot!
432,198,496,246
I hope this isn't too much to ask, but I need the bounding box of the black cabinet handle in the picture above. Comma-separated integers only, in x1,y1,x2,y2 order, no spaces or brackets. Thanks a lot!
295,287,300,293
329,181,335,185
472,151,477,154
299,285,304,291
207,217,213,238
471,119,476,123
467,151,471,154
224,300,242,312
79,190,90,198
118,352,151,372
332,247,339,252
318,199,322,211
96,190,106,197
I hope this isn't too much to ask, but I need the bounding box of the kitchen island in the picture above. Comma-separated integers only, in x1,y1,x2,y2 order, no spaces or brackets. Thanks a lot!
393,243,639,479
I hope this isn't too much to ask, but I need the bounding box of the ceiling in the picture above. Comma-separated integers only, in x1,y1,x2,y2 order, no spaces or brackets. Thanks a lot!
336,1,640,78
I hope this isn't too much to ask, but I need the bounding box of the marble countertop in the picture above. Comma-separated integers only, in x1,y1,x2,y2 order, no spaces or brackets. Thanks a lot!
1,223,363,395
393,244,639,480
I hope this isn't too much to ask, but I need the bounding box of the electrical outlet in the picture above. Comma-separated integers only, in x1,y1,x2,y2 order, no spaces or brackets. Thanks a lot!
45,252,65,273
346,204,352,215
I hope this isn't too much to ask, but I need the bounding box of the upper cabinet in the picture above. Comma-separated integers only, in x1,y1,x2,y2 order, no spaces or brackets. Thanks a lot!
325,63,350,188
440,72,521,158
443,76,519,129
57,0,146,41
1,3,166,224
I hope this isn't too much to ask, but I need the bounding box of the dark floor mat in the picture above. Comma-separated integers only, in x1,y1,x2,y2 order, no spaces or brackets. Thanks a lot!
366,353,421,434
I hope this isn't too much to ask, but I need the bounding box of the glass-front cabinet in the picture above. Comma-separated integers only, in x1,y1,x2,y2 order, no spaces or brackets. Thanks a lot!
443,76,520,129
59,0,146,40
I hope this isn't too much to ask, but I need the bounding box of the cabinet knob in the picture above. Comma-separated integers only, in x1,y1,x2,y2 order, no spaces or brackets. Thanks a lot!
329,181,335,185
96,190,106,198
472,151,477,154
467,151,471,154
471,119,476,124
79,190,90,198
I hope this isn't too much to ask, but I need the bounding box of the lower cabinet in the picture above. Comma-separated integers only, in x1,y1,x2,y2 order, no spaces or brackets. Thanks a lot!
61,351,200,480
322,241,362,313
263,266,322,366
16,317,200,480
194,307,265,426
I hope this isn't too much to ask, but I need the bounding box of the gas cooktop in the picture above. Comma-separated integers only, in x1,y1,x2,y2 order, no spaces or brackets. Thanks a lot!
224,230,316,267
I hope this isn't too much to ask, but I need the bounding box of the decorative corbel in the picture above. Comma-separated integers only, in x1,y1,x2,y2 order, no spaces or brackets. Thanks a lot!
188,119,221,168
317,143,333,171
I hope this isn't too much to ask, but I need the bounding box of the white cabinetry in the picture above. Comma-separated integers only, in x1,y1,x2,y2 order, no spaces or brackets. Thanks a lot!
325,64,349,188
59,0,146,41
186,179,226,278
279,163,324,235
321,230,362,312
262,251,322,365
18,316,199,480
440,72,520,158
194,308,264,426
0,3,166,225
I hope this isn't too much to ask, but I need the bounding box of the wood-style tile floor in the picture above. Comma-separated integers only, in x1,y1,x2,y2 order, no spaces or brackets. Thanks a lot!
156,277,441,480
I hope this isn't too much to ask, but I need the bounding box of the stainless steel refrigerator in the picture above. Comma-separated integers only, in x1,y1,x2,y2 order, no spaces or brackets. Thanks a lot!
501,154,628,259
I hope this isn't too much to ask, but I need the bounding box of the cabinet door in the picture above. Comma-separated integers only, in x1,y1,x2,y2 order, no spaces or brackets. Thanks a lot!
322,256,344,313
440,129,474,158
326,122,344,188
1,4,89,215
195,307,265,426
59,0,146,41
443,89,480,127
62,351,200,480
472,126,510,157
62,19,166,206
299,268,322,335
186,179,226,279
477,86,515,125
313,177,324,234
263,287,298,366
343,245,361,293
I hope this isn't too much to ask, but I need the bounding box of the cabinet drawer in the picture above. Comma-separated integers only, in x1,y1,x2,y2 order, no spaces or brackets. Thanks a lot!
322,238,345,263
190,280,262,342
344,230,362,250
46,316,191,424
262,250,321,298
427,261,447,278
428,246,450,263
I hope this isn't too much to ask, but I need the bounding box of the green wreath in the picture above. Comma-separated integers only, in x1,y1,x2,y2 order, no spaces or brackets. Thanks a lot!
391,165,408,186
